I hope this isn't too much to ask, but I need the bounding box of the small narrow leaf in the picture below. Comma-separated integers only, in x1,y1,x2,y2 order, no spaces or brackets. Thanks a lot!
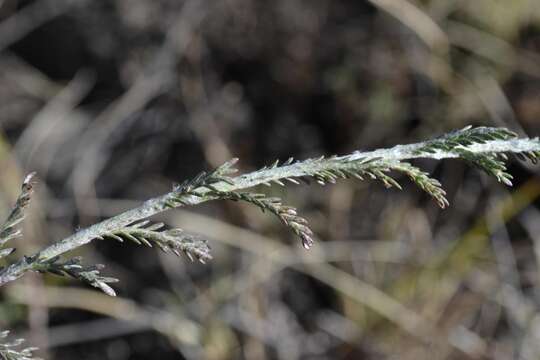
98,221,212,263
0,330,41,360
0,173,36,248
34,256,119,297
204,190,315,249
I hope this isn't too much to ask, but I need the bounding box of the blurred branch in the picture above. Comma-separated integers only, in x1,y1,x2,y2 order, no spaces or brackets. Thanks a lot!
70,0,210,219
447,20,540,78
170,209,487,357
385,178,540,338
14,70,94,170
368,0,449,53
0,0,86,52
6,285,202,348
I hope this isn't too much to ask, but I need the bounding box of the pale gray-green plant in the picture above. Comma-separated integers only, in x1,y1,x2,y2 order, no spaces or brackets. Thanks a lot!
0,330,39,360
1,126,539,359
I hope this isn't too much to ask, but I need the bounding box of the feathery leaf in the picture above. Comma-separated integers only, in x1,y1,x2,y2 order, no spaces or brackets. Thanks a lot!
96,221,212,263
208,191,314,249
0,330,40,360
413,126,518,155
0,173,36,258
34,256,118,296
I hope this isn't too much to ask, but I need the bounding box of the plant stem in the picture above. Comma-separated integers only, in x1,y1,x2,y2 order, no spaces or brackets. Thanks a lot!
0,132,538,286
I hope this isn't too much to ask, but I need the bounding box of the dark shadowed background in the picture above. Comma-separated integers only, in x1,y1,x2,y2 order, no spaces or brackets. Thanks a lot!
1,0,540,359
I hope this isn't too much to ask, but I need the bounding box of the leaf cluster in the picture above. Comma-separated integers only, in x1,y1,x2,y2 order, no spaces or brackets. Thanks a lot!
95,221,212,263
0,331,40,360
0,173,36,260
34,256,119,297
415,126,540,186
31,221,212,297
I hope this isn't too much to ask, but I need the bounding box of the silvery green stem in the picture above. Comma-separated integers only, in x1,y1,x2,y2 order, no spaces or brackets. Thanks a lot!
0,127,538,286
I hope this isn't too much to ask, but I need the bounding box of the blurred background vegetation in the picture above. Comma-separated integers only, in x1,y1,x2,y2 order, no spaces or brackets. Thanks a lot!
0,0,540,359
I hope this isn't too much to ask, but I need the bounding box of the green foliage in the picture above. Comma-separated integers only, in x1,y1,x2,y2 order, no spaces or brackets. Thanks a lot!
211,191,314,249
455,149,514,186
34,256,119,297
165,158,239,207
414,126,540,186
413,126,518,154
0,173,35,259
257,155,382,187
392,162,449,208
146,126,539,252
0,331,40,360
31,221,212,297
95,221,212,263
